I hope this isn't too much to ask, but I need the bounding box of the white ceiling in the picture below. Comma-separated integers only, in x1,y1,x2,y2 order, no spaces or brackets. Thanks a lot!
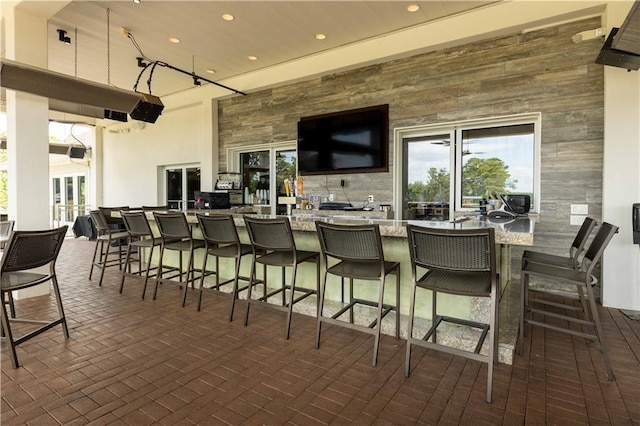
36,1,496,98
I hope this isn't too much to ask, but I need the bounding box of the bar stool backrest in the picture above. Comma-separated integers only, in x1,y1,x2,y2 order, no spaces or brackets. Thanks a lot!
142,206,169,211
1,226,67,273
581,222,618,275
89,210,110,233
197,214,239,245
407,226,496,274
569,217,597,266
244,216,295,252
153,212,191,241
121,211,154,238
0,220,15,238
315,222,383,263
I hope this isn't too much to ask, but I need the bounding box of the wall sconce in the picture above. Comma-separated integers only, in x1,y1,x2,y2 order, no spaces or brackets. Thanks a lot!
57,29,71,45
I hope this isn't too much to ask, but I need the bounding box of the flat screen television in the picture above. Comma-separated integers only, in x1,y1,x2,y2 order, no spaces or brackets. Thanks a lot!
297,104,389,175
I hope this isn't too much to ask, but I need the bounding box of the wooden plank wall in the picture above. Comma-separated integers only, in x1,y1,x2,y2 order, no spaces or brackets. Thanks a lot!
218,17,604,264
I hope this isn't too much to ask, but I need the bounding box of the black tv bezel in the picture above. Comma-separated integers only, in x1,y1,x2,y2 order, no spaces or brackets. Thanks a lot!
297,104,390,176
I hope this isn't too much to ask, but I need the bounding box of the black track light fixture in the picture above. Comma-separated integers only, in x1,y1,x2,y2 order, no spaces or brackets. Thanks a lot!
57,29,71,45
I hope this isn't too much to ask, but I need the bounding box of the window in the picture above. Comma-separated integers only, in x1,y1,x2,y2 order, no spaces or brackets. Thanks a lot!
396,114,540,220
229,142,296,215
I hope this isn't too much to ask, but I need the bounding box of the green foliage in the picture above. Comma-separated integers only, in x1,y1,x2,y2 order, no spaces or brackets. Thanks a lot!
407,167,450,202
407,158,514,204
462,157,515,198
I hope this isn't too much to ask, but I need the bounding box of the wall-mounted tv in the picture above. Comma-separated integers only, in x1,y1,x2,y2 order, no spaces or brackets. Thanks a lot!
297,104,389,175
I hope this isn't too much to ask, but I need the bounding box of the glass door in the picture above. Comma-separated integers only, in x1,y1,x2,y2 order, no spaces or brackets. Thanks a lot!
165,165,200,210
402,133,453,221
275,149,296,215
51,173,88,227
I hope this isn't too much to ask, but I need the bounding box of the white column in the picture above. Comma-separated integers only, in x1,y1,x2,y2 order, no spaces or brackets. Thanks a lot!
602,1,640,310
4,3,67,298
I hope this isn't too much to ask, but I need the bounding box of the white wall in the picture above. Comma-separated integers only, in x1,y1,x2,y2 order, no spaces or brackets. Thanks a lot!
101,99,217,207
602,2,640,310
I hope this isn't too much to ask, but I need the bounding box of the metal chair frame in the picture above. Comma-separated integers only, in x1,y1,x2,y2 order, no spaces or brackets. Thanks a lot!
519,222,619,381
315,221,400,367
196,214,264,319
89,210,130,287
405,225,498,403
243,216,320,339
152,211,209,306
119,211,162,299
1,226,69,368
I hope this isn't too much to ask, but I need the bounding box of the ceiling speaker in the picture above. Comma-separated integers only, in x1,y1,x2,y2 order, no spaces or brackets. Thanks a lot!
130,93,164,123
67,146,86,159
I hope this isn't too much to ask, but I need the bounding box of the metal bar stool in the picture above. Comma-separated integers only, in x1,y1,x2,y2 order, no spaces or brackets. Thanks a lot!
89,210,130,287
519,222,619,381
405,225,498,403
120,211,163,299
243,216,320,339
315,221,400,366
152,211,208,306
1,226,69,368
196,214,263,319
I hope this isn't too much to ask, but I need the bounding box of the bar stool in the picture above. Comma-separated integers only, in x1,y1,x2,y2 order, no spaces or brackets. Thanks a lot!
152,211,207,306
89,210,130,287
196,214,262,319
315,222,400,366
119,211,163,299
405,225,498,403
519,222,619,381
243,216,320,339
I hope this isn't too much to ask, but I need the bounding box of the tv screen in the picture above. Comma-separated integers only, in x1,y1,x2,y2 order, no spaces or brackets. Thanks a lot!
297,104,389,175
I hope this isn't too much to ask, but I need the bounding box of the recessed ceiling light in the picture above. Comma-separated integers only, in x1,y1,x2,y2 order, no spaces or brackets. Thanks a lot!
169,37,180,44
206,69,216,74
407,4,420,12
222,13,234,21
133,0,141,4
315,33,327,40
248,55,258,61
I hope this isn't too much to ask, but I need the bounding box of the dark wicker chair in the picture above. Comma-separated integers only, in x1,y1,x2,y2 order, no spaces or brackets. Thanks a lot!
120,211,163,299
243,216,320,339
0,226,69,368
523,216,596,269
196,214,262,319
519,222,619,381
89,210,130,287
98,206,130,225
405,225,498,403
315,222,400,366
152,211,207,306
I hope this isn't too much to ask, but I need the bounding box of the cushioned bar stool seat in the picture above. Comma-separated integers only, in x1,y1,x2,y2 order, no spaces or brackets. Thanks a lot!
315,222,400,366
120,211,163,299
243,216,320,339
89,210,130,287
1,226,69,368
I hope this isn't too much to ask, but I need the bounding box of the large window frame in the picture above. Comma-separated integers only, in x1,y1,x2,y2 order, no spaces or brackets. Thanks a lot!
394,113,541,219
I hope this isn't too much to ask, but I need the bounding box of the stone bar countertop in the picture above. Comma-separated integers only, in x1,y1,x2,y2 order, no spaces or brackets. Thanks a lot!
188,211,534,246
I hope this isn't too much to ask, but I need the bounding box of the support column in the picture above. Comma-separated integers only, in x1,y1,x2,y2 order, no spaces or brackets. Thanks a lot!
3,2,68,298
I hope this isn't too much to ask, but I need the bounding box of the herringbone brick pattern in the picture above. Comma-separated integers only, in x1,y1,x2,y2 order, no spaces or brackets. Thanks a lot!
2,238,639,425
